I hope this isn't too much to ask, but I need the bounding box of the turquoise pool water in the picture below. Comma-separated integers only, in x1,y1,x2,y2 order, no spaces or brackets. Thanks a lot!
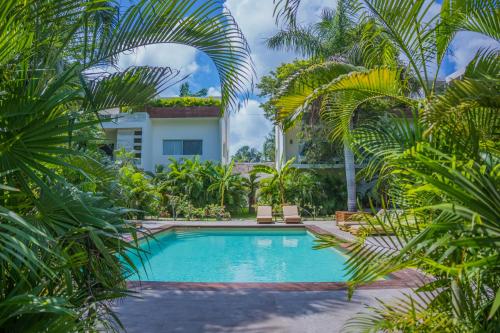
127,228,350,283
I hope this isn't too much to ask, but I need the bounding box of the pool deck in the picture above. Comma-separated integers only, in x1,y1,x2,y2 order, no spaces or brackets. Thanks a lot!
114,220,420,332
114,286,412,333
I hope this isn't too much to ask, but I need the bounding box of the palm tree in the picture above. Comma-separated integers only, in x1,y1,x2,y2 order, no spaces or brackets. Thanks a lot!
275,0,500,330
268,1,399,212
167,157,206,205
0,0,252,330
267,2,354,60
243,173,259,214
253,158,297,205
207,160,238,208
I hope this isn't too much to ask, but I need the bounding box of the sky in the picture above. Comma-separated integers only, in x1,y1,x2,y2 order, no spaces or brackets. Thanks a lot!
117,0,499,156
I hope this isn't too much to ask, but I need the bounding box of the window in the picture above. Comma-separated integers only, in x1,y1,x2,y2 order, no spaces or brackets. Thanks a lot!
163,140,202,155
163,140,183,155
183,140,203,155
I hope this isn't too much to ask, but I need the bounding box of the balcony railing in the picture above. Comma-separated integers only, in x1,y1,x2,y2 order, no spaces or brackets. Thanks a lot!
100,112,148,128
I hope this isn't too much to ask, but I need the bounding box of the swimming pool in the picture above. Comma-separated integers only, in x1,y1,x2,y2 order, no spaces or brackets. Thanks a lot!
127,227,351,283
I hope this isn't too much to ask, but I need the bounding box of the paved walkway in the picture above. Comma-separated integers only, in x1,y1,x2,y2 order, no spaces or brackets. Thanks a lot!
113,287,409,333
113,220,406,332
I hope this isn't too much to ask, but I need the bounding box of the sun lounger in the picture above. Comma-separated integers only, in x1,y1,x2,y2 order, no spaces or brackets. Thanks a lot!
256,206,273,224
283,205,302,224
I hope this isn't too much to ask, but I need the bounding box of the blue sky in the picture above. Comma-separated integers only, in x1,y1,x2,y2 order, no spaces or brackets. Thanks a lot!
117,0,499,156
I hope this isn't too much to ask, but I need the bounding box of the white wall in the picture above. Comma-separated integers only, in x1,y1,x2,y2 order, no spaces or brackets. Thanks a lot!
219,111,230,164
150,118,221,169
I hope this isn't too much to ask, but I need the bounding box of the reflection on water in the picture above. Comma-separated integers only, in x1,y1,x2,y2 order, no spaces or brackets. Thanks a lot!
283,237,299,248
257,239,273,248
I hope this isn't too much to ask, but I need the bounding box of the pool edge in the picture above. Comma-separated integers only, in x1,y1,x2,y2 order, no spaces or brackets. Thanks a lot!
125,224,427,291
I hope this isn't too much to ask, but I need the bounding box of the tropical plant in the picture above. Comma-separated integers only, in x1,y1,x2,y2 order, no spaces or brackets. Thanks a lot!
206,160,246,209
262,129,276,162
233,145,263,162
148,96,221,108
253,158,298,205
0,0,252,330
242,173,260,214
164,157,206,206
179,82,208,97
116,151,161,219
274,0,500,331
268,0,401,211
157,158,247,215
268,2,356,60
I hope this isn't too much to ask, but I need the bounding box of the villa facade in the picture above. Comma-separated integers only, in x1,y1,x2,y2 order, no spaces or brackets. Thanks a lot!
275,109,345,170
101,105,230,171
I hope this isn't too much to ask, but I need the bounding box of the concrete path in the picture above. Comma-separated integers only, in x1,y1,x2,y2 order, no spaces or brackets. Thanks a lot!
113,287,408,333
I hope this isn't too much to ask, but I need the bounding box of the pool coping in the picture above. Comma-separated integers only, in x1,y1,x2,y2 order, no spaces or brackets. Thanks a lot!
126,224,427,291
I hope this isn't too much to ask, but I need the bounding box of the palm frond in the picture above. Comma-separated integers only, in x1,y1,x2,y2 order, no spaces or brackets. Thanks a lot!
84,66,182,111
85,0,254,110
273,0,302,26
274,61,361,123
319,68,414,141
441,0,500,41
266,27,325,58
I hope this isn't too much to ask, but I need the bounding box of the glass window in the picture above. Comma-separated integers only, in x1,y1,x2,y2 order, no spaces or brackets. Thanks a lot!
163,140,202,155
183,140,203,155
163,140,183,155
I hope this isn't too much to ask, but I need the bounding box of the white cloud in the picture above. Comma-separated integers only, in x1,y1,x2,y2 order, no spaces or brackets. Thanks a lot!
118,44,200,97
118,44,198,72
225,0,334,78
449,32,499,71
229,99,273,156
224,0,333,156
206,86,221,97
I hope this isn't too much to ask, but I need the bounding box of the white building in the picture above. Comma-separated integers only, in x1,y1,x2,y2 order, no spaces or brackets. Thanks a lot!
101,104,229,171
275,123,343,170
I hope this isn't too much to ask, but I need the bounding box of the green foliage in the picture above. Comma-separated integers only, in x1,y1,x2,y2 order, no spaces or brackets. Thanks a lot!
242,173,259,214
253,158,298,206
296,122,343,164
179,82,208,97
273,0,500,331
156,157,247,217
268,2,359,60
116,151,162,219
262,130,276,162
257,59,313,121
0,0,252,330
148,96,221,108
253,161,344,216
233,146,263,162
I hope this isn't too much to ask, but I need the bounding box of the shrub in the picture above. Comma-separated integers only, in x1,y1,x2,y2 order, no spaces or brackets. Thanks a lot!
148,97,221,108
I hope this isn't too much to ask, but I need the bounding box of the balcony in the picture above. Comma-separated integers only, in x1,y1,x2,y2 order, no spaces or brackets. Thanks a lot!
101,112,149,129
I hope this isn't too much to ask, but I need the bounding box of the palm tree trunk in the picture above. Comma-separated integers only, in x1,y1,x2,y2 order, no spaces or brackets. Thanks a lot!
343,141,357,212
220,186,225,208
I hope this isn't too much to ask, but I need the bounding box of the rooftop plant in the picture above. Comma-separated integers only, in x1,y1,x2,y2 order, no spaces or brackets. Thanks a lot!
148,96,222,108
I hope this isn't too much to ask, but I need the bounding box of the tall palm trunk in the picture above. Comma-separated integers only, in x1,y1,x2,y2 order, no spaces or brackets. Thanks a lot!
220,184,225,208
343,141,356,212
